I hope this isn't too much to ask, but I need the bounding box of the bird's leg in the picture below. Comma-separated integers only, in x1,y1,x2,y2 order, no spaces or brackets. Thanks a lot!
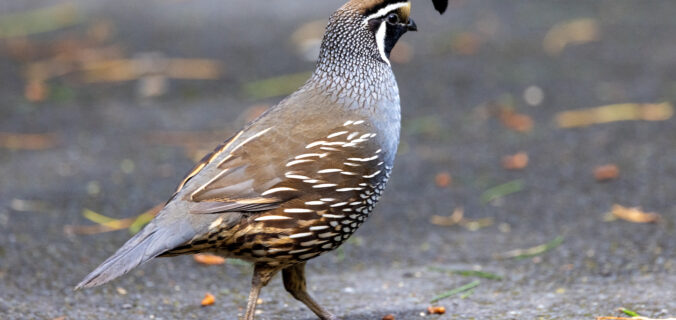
282,262,339,320
244,264,277,320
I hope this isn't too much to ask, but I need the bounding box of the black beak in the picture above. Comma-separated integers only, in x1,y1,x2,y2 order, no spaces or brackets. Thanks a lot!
407,18,418,32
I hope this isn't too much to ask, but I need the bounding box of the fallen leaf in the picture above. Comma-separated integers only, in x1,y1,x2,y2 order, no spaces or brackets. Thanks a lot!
543,18,600,55
496,236,564,259
499,109,533,132
63,204,162,235
610,204,660,223
427,306,446,315
434,172,452,188
594,164,619,182
502,152,529,170
430,207,464,227
0,132,59,150
193,253,226,266
382,315,395,320
201,293,215,306
555,102,673,128
0,3,83,39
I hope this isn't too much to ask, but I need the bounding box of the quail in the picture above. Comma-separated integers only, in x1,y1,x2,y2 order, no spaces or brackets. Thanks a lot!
76,0,447,319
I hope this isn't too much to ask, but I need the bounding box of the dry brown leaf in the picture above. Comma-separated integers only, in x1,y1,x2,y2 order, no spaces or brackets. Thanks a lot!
193,253,226,266
543,18,600,55
594,164,619,182
611,204,660,224
430,207,464,227
502,152,529,170
63,204,162,235
435,172,452,188
382,315,395,320
0,132,59,150
555,103,673,128
201,293,215,306
427,306,446,315
499,109,533,132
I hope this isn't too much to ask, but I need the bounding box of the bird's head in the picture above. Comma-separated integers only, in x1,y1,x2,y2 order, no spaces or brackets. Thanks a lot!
317,0,447,67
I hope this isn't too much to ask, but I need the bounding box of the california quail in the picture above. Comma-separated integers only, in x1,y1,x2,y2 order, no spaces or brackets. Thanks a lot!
76,0,447,319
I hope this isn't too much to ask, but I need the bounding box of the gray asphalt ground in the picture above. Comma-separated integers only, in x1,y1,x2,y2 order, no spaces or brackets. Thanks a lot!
1,1,676,319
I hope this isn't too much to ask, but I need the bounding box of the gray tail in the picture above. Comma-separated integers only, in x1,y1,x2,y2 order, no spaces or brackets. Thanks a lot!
75,220,195,290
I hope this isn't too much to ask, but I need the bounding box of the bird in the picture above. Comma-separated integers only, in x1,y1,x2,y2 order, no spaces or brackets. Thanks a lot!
76,0,447,319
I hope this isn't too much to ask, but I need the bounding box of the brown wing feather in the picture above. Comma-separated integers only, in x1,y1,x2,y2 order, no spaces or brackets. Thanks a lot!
173,115,383,217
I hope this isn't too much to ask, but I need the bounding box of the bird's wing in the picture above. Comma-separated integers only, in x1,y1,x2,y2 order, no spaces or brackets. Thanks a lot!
170,113,384,216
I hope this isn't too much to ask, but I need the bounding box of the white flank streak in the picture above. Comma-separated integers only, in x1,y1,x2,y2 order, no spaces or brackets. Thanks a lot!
191,168,230,198
350,202,362,206
230,127,272,153
344,162,360,167
310,225,329,231
341,171,358,176
289,232,313,239
300,240,319,247
320,198,336,202
327,131,348,138
303,179,321,184
336,188,360,192
360,133,372,140
261,187,296,196
305,201,325,206
285,172,310,180
255,215,292,221
347,132,360,140
209,217,223,229
319,232,338,238
290,248,311,254
330,202,348,207
306,141,326,149
322,214,346,219
343,120,354,126
363,2,410,22
324,141,347,146
320,147,341,152
299,252,319,259
353,120,365,125
317,168,342,174
295,153,323,159
284,208,314,213
348,155,379,162
286,159,314,167
364,170,382,178
313,183,338,188
375,149,382,154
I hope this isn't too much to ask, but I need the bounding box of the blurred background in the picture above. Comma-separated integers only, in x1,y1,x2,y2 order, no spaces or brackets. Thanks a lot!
1,0,676,319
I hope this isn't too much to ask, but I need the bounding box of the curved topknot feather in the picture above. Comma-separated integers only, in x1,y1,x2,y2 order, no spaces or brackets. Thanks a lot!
432,0,448,14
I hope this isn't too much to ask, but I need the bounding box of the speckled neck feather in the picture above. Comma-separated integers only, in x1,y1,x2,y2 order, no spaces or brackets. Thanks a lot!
307,7,399,112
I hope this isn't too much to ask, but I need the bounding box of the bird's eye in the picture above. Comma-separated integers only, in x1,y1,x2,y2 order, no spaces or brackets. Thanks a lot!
386,13,400,25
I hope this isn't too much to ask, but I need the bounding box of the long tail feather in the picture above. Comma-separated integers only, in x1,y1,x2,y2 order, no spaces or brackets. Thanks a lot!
74,220,195,289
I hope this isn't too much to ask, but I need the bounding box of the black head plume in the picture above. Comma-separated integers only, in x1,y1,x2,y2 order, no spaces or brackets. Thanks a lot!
431,0,448,14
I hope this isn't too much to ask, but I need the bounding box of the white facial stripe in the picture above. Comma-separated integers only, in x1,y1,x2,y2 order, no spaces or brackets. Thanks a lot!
363,2,409,22
375,22,390,65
